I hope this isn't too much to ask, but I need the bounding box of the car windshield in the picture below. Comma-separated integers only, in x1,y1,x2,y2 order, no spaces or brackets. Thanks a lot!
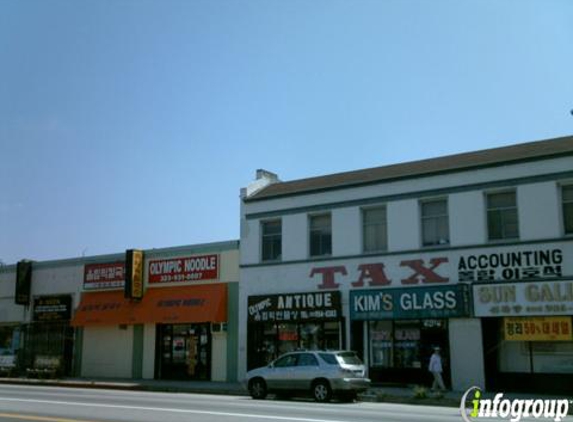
336,352,362,365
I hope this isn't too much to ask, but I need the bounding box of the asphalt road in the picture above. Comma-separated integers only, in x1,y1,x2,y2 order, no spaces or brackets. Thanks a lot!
0,385,570,422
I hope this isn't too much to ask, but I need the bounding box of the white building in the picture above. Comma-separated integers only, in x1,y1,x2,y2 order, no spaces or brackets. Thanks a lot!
0,241,240,382
239,135,573,393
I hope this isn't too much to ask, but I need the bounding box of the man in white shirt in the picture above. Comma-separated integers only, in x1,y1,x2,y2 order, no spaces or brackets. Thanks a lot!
428,346,446,391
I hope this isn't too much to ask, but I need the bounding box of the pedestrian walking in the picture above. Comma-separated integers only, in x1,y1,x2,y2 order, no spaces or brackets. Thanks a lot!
428,346,446,391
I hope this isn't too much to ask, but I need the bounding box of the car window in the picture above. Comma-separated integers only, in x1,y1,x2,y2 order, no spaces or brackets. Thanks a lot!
274,354,298,368
336,352,362,365
318,353,339,365
297,353,318,367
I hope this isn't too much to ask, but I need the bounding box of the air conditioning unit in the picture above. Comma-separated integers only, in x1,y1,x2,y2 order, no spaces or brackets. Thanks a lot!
211,322,227,333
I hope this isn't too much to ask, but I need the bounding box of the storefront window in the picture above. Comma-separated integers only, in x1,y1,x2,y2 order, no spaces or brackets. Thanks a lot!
247,320,343,370
323,321,341,350
300,323,323,350
0,326,18,355
156,323,211,380
277,323,299,355
369,321,392,367
367,319,448,371
394,321,421,369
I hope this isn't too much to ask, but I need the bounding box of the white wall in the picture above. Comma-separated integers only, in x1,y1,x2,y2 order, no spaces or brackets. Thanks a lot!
449,318,485,391
211,332,227,382
388,199,419,251
142,323,156,379
240,219,260,265
82,325,134,378
0,269,25,323
518,182,561,240
283,214,308,261
449,191,486,246
333,208,361,256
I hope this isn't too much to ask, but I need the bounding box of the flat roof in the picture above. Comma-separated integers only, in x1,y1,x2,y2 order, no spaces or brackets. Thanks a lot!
245,135,573,201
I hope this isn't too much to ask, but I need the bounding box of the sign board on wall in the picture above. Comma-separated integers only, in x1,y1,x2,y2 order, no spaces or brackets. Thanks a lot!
148,254,219,284
473,280,573,317
307,242,572,290
248,291,342,323
125,249,144,300
350,285,470,320
33,295,72,322
15,260,32,305
84,262,125,290
503,317,572,342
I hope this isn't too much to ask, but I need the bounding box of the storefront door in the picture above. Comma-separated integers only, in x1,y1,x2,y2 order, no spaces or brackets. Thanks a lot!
156,323,211,380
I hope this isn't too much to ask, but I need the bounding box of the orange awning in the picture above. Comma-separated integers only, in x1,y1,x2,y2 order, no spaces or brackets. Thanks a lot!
71,283,227,326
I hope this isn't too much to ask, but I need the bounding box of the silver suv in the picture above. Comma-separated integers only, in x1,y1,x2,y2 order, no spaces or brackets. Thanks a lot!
245,350,371,402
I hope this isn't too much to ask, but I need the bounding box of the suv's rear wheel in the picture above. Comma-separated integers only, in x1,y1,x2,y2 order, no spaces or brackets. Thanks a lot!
312,379,332,403
249,378,267,400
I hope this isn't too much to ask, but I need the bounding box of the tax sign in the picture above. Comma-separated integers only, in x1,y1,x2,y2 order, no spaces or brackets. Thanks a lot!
148,254,219,284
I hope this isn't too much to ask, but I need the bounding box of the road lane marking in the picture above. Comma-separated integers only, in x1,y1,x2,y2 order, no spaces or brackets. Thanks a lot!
0,397,358,422
0,413,100,422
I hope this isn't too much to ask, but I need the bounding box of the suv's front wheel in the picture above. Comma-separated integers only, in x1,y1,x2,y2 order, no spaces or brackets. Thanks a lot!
312,379,332,403
249,378,267,400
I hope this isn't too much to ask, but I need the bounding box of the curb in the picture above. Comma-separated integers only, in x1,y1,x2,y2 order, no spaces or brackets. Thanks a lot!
0,378,249,396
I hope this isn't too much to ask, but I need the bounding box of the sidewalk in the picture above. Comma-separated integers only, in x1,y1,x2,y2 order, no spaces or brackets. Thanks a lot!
0,376,570,409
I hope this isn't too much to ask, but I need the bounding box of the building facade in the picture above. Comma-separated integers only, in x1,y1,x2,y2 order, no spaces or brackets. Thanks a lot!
0,241,240,382
238,136,573,393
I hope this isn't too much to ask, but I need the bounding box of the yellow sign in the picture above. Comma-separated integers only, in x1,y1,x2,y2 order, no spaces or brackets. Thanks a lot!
504,317,573,341
125,249,144,300
131,250,144,299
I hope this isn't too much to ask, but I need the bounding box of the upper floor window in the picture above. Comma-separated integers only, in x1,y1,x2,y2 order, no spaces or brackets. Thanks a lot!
421,199,449,246
563,185,573,235
487,191,519,241
309,214,332,257
261,220,282,261
362,206,387,252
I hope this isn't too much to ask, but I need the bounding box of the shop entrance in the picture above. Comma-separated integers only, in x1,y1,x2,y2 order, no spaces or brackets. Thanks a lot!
356,319,450,387
155,323,211,380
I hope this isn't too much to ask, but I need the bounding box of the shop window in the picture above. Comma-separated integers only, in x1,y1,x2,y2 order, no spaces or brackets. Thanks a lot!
394,321,422,369
0,326,18,355
487,191,519,241
277,323,299,355
421,199,449,246
563,185,573,235
362,206,388,253
300,323,323,350
261,220,282,262
369,321,393,367
367,319,448,371
309,214,332,257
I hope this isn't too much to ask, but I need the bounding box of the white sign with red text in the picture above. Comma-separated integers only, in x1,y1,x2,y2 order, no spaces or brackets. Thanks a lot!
148,254,219,284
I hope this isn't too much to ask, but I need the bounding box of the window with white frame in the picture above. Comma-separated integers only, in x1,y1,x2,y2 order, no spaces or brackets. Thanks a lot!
487,191,519,240
363,206,388,252
309,214,332,257
563,185,573,235
421,199,449,246
261,220,282,261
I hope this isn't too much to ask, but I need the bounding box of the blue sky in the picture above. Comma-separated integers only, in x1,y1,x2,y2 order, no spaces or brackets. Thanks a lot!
1,0,572,264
